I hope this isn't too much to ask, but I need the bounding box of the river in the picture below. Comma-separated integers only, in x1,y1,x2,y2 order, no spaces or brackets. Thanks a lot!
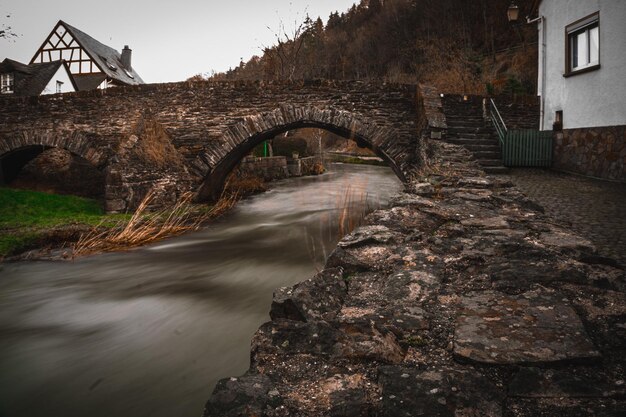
0,163,402,417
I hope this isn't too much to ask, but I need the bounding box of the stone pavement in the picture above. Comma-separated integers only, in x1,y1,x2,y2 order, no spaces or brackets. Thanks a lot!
204,143,626,416
502,169,626,265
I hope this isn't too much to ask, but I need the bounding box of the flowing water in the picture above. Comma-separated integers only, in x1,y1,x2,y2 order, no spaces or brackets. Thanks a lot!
0,163,402,417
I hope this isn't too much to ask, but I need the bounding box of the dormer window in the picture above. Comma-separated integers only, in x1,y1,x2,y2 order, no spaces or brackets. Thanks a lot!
1,73,14,94
101,56,117,71
123,68,134,79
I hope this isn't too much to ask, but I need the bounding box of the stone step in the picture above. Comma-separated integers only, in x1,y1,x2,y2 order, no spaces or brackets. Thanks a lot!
465,144,502,152
477,158,505,167
445,113,485,118
447,122,486,127
447,133,495,140
447,138,499,147
473,150,502,159
447,127,494,135
446,117,485,123
446,117,485,122
482,165,509,174
447,122,492,130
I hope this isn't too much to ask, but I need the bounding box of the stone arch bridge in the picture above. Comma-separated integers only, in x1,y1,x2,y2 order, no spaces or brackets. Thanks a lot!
0,80,424,212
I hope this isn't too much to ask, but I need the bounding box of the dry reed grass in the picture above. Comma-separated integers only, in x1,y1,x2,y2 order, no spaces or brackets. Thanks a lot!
304,186,376,272
224,173,267,196
337,186,371,237
73,189,239,257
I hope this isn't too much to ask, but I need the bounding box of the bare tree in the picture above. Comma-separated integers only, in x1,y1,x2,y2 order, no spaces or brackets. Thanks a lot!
262,11,312,80
0,13,18,41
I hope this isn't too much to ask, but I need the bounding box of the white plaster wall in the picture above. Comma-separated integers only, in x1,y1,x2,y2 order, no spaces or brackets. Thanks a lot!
41,65,76,95
539,0,626,129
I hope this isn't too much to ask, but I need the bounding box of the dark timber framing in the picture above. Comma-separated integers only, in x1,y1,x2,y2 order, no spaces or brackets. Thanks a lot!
31,21,101,76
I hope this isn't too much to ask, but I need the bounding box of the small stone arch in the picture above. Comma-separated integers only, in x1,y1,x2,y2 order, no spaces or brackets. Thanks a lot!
0,130,110,185
192,104,411,201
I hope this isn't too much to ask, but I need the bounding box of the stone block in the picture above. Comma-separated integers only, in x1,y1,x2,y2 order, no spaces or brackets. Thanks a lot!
378,366,504,417
105,199,126,213
454,289,600,365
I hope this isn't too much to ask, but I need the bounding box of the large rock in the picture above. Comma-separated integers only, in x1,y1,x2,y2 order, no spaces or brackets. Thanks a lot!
270,268,346,322
204,373,281,417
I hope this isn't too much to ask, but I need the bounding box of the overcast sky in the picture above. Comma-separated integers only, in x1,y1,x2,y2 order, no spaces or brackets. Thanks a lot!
0,0,356,83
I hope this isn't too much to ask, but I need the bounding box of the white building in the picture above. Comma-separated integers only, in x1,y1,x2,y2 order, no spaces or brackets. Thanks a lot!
0,58,77,96
531,0,626,180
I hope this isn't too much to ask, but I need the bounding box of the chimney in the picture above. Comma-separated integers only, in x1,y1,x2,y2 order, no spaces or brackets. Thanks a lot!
121,45,132,70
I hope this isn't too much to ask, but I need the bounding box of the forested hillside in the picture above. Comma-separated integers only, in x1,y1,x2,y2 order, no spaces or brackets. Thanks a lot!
195,0,538,95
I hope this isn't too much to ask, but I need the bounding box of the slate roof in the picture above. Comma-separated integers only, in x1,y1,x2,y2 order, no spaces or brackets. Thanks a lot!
0,58,77,96
73,73,108,91
58,21,144,86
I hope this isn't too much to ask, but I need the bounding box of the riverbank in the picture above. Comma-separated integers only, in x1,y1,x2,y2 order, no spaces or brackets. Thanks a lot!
0,188,128,260
0,187,224,262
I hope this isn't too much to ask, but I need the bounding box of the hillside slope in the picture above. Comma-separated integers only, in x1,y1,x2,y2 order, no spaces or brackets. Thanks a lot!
197,0,538,95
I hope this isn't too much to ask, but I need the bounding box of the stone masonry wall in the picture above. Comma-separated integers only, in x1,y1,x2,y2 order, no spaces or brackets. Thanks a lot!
553,125,626,181
299,156,324,176
205,141,625,416
492,95,540,130
239,156,289,181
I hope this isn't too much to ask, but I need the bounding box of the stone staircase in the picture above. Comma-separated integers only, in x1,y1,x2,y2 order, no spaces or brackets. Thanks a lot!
442,95,508,174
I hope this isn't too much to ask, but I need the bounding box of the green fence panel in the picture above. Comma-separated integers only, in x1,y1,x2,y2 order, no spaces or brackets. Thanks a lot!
502,129,553,167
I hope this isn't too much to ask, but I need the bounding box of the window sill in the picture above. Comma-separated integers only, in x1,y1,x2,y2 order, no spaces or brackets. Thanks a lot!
564,64,601,77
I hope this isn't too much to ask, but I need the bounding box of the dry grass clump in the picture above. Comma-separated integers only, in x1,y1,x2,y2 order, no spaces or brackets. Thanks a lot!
223,172,267,197
310,162,326,175
122,118,186,170
73,190,238,256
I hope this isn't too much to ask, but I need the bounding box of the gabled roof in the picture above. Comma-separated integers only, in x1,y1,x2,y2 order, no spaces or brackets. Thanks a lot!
61,21,144,85
0,58,33,74
31,20,144,86
0,58,78,96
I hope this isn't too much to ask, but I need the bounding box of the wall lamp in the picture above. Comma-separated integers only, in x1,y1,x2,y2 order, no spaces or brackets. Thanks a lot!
507,2,520,22
508,1,543,24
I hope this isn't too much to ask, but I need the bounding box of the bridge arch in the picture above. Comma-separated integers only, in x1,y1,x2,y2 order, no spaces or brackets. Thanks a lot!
193,105,409,201
0,131,109,185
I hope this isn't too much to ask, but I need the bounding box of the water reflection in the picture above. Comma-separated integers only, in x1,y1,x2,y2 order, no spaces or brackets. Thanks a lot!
0,163,402,417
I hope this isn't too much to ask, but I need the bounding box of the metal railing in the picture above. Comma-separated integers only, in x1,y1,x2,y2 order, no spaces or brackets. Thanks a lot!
487,98,553,168
489,98,508,145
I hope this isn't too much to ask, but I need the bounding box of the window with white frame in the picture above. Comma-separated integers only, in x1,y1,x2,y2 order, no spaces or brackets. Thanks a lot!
566,12,600,75
1,73,14,94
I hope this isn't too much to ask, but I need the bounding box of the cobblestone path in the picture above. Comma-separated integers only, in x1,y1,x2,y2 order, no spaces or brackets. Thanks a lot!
503,168,626,265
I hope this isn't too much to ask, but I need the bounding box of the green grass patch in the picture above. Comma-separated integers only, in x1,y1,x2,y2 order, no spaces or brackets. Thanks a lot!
0,188,130,257
0,187,104,227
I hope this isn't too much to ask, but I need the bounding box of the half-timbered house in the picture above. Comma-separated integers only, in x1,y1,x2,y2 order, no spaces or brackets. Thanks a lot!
30,20,144,91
